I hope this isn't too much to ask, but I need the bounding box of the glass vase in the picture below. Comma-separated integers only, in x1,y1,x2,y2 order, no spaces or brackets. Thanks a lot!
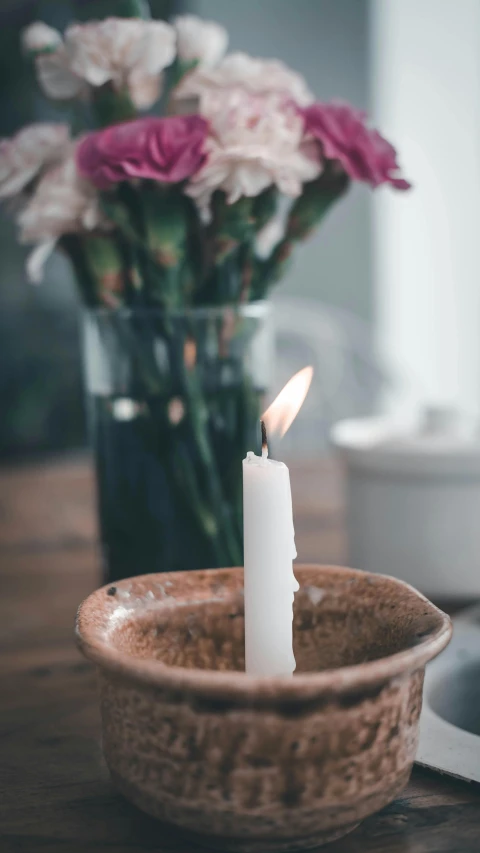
82,303,272,583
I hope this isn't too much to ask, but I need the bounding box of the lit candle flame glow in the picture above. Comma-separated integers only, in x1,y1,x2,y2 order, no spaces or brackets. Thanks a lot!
262,366,314,440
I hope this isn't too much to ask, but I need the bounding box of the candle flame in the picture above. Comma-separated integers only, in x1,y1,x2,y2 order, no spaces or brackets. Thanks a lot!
262,366,313,439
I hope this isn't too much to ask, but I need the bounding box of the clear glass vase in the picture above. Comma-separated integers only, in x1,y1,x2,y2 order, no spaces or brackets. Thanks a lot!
82,303,272,583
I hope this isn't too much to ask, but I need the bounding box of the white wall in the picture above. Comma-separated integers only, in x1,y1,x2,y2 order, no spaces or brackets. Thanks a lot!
371,0,480,418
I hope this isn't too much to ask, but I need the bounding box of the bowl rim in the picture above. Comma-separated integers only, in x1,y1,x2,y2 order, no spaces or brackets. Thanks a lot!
75,564,452,704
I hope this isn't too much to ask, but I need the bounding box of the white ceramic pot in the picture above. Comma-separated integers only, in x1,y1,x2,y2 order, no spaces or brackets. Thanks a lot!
332,410,480,599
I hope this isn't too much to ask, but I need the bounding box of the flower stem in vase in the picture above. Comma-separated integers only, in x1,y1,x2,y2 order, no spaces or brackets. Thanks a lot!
168,437,230,567
125,308,243,567
179,339,243,565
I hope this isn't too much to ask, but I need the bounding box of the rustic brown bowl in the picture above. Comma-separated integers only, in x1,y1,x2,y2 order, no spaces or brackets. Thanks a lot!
75,565,452,852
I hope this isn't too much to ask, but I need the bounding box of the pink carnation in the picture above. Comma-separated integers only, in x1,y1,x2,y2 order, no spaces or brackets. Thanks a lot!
76,115,208,188
303,101,411,190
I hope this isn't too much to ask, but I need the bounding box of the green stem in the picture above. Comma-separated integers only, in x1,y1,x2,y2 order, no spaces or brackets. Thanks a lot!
90,85,137,129
170,440,229,566
181,360,242,565
82,233,127,308
252,169,351,299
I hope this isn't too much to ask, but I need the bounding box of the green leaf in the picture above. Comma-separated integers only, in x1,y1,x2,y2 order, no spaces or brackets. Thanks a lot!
287,169,350,241
90,84,137,129
251,238,294,298
100,192,144,246
251,169,351,298
252,186,278,231
210,194,256,265
139,186,194,308
142,186,190,266
82,234,126,307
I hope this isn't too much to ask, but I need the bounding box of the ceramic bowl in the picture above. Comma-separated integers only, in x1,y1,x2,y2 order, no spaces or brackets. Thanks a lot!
332,415,480,598
75,565,451,852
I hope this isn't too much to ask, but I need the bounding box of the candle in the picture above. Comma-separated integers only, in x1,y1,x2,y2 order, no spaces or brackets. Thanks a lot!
243,367,313,676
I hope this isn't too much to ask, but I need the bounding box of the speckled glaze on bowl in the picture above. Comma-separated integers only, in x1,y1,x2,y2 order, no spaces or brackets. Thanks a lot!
75,565,451,852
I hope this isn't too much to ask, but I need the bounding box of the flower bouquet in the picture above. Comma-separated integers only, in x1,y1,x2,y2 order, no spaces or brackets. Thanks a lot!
0,9,410,581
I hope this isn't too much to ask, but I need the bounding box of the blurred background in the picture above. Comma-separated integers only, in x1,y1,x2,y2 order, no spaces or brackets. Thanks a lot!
1,0,475,461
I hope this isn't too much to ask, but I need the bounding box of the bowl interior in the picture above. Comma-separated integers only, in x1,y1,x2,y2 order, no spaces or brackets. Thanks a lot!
86,566,444,674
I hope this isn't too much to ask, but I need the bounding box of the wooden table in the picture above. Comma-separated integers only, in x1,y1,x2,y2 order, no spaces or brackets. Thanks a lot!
1,457,480,853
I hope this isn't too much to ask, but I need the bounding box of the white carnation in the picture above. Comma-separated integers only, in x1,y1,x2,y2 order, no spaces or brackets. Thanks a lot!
186,89,321,216
18,152,107,283
34,18,176,110
21,22,62,54
174,51,314,108
36,48,85,100
66,19,175,86
173,15,228,67
0,123,70,199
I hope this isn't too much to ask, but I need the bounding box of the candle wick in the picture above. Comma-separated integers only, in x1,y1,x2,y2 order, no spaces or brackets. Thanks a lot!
261,419,269,459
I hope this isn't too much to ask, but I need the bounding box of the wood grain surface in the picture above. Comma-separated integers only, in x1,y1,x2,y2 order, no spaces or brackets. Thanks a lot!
1,456,479,853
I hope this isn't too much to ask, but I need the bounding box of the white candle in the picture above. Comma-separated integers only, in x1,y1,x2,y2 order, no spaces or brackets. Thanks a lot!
243,449,299,675
242,367,313,676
